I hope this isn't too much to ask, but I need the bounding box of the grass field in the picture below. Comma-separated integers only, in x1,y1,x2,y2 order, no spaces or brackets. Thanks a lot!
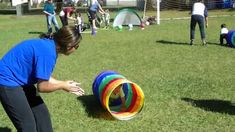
0,9,235,131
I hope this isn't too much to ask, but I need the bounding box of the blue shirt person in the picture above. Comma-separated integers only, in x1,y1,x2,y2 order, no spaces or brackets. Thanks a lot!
43,0,60,34
88,0,105,29
0,26,84,132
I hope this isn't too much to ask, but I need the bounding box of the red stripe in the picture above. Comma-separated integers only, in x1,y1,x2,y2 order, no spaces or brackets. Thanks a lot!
126,84,137,111
101,78,122,107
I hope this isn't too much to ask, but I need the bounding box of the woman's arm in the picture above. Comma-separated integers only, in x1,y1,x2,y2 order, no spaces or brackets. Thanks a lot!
66,12,76,20
98,4,105,14
43,10,52,16
37,77,84,96
205,17,208,28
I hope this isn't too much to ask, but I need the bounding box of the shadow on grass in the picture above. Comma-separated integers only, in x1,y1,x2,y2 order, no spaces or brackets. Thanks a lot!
228,8,235,11
77,95,114,120
207,41,219,45
157,40,233,48
207,42,235,48
181,97,235,115
0,127,11,132
28,31,44,34
156,40,189,45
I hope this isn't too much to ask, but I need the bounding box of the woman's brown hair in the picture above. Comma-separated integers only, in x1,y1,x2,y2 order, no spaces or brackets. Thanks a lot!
40,26,82,53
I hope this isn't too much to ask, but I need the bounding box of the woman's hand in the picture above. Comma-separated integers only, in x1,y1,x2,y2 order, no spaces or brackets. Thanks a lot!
37,77,85,96
63,81,85,96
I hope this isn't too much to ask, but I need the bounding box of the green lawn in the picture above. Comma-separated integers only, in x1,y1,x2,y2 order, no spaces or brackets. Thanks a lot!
0,10,235,131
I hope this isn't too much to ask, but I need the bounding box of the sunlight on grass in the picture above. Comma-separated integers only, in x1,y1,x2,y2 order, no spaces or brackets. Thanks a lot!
0,10,235,131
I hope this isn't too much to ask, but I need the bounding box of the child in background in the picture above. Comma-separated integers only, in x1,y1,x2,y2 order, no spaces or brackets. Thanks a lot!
220,23,229,45
74,10,84,33
128,24,133,31
102,9,110,28
109,85,126,111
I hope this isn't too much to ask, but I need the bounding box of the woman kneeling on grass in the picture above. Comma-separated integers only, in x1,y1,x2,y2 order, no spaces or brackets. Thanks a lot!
0,26,85,132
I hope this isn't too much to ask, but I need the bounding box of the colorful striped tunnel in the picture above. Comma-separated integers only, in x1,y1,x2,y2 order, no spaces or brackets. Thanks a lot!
92,71,145,120
226,30,235,47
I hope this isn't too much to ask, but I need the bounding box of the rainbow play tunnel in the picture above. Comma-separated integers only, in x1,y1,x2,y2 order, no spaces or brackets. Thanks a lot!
92,71,144,120
227,30,235,47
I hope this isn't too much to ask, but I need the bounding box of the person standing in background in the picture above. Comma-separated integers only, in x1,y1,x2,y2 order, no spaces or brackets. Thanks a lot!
190,0,208,46
43,0,60,34
59,6,76,26
88,0,105,29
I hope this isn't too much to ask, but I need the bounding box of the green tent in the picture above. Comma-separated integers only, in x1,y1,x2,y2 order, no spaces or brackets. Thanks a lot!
113,8,142,28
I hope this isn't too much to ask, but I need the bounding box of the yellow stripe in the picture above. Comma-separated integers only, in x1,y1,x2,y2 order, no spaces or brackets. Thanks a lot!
100,78,145,120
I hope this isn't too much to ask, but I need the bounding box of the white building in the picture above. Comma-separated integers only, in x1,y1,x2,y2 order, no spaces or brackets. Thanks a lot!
28,0,137,7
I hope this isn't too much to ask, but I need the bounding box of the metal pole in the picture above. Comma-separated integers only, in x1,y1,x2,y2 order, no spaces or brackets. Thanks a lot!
16,4,23,16
143,0,147,19
156,0,160,25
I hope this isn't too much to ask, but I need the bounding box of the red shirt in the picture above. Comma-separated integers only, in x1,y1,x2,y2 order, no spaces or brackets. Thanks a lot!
63,7,74,17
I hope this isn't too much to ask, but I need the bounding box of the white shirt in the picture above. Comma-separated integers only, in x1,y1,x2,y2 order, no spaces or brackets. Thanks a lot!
105,13,110,21
77,17,82,25
192,2,205,17
59,10,65,17
221,28,229,34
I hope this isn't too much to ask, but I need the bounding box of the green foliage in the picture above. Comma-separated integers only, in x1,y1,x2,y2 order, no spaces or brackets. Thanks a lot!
0,1,12,9
0,10,235,131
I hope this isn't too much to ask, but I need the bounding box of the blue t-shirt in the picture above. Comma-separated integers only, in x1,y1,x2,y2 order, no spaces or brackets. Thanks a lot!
0,38,57,87
89,1,99,12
